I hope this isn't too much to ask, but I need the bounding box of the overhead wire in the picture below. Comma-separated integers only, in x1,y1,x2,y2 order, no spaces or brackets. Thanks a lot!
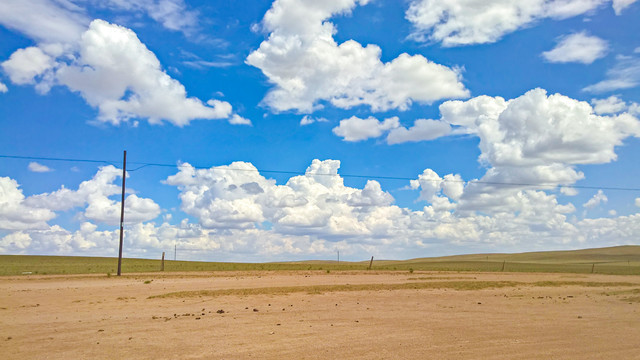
1,153,639,192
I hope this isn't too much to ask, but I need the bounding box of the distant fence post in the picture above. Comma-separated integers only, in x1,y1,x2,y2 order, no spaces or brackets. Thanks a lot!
591,263,595,274
161,252,165,272
501,260,506,272
368,256,374,270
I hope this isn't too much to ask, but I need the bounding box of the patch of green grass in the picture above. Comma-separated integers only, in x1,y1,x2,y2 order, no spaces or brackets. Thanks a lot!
1,245,639,276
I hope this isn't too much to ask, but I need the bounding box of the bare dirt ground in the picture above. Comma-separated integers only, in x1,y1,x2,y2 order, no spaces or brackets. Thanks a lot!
1,271,640,359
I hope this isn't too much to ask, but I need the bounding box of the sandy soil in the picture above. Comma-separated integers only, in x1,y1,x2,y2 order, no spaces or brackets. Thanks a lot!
1,271,639,359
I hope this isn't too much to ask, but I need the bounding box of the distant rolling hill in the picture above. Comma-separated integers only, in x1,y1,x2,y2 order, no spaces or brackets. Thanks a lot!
400,245,640,264
370,245,640,274
0,245,638,276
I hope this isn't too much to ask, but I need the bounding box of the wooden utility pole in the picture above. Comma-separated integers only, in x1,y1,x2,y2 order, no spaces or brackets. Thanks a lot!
368,256,374,270
117,150,127,276
161,252,165,271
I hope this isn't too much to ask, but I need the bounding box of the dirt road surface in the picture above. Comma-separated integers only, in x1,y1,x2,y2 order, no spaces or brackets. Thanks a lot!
2,271,639,359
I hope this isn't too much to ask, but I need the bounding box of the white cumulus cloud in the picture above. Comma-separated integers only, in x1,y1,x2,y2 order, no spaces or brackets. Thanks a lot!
300,116,328,126
542,32,608,64
55,20,232,126
3,158,640,259
591,95,628,114
332,116,399,142
228,114,252,126
1,47,55,89
0,177,56,230
28,162,53,173
1,16,235,127
386,119,452,144
246,0,468,113
406,0,633,47
415,88,640,214
583,190,608,209
25,165,161,225
166,159,396,238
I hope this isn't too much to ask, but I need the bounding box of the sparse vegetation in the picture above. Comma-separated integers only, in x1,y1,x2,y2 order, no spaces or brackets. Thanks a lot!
148,279,637,300
148,280,523,299
1,245,639,276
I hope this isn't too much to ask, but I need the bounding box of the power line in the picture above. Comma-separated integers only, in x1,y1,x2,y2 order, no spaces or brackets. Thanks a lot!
0,154,118,166
1,153,639,192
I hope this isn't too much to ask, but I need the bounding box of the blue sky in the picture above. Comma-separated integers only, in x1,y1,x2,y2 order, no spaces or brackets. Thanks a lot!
1,0,639,261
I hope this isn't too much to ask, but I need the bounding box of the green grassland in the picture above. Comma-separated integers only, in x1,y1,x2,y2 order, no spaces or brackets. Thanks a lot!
0,245,639,276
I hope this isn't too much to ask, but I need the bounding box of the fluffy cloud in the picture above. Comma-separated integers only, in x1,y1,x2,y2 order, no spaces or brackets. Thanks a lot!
166,159,396,238
56,20,232,126
329,88,640,192
26,165,161,225
1,47,55,89
470,89,639,167
246,0,468,113
612,0,638,14
406,0,634,46
410,169,460,203
0,231,32,252
591,95,628,114
332,116,399,142
0,177,56,230
0,222,119,255
300,116,328,126
387,119,452,144
457,89,639,212
577,213,640,247
542,32,608,64
583,55,640,93
3,158,640,259
28,162,53,173
583,190,608,209
369,88,640,160
161,158,583,256
228,114,252,126
0,82,7,93
1,17,234,126
636,198,640,207
392,88,640,215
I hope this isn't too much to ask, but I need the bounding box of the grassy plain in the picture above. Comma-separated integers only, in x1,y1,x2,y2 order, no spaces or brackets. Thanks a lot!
1,245,639,276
